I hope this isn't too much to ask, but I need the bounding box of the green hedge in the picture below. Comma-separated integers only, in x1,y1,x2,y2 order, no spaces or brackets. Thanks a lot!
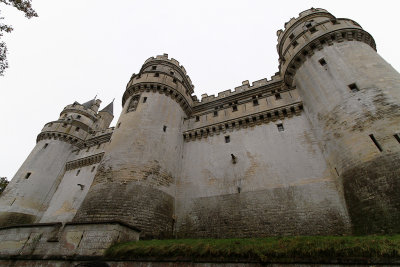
105,235,400,263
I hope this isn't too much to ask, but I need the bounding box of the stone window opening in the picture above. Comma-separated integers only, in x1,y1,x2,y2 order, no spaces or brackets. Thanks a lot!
76,170,80,176
299,105,303,110
212,127,216,132
232,105,238,112
289,33,295,40
277,123,284,132
369,134,383,152
91,166,96,172
394,134,400,144
305,20,313,29
173,78,177,83
225,135,230,143
75,127,80,132
309,26,317,34
319,58,327,66
170,71,174,75
252,97,259,106
292,40,298,48
196,116,200,122
143,97,147,103
238,120,243,126
152,66,157,70
275,93,282,100
290,107,295,113
282,109,288,116
77,115,81,119
163,125,167,132
62,123,67,127
43,143,48,149
25,172,31,179
274,111,279,116
154,73,159,77
213,110,218,117
348,83,359,92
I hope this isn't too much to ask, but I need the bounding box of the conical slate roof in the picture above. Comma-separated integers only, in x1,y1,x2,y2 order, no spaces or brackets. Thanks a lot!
99,100,114,115
82,99,95,109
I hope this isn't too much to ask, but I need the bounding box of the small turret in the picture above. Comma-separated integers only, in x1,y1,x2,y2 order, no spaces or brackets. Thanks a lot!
98,100,114,129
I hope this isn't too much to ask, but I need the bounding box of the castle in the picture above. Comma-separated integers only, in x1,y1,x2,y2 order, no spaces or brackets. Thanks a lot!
1,8,400,252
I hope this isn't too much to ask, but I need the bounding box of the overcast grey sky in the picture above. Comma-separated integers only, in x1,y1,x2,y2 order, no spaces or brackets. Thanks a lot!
1,0,399,180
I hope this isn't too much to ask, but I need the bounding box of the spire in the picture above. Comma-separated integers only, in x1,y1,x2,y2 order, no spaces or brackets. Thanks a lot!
99,99,114,115
82,98,95,109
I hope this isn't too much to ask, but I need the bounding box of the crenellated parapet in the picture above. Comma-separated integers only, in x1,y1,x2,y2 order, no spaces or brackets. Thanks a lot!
276,8,376,86
65,152,105,171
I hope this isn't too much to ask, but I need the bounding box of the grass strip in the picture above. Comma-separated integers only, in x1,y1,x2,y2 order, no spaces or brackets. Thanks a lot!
105,235,400,263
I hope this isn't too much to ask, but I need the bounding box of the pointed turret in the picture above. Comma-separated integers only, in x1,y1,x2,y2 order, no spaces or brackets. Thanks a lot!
98,100,114,129
99,99,114,115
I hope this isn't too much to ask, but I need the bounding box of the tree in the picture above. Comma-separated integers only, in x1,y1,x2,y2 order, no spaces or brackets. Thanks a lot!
0,0,37,76
0,177,8,194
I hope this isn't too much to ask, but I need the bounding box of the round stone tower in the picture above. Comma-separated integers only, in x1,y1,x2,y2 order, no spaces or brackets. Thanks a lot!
73,54,194,238
0,99,103,226
277,8,400,234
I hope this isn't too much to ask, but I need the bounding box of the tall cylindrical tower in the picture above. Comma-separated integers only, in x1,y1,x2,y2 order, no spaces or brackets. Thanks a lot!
74,54,195,238
0,99,102,226
277,8,400,234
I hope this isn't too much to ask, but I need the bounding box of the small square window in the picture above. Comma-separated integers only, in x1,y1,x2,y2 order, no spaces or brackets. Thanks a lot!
319,58,327,66
309,27,317,33
77,115,81,119
143,97,147,103
289,33,295,40
173,78,177,83
75,127,80,132
154,73,159,77
152,66,157,70
170,71,174,75
253,99,259,106
163,125,167,132
232,105,238,112
225,135,230,143
213,111,218,117
292,40,298,48
348,83,359,92
275,93,282,100
195,116,200,122
277,123,284,132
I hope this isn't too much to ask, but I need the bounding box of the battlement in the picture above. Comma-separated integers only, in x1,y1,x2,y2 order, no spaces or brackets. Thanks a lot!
197,74,281,104
143,53,194,90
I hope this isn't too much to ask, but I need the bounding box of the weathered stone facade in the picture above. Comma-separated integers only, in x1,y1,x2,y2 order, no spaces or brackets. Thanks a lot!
1,8,400,257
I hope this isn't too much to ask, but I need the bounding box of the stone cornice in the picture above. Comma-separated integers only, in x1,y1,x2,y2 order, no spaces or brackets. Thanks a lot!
65,152,104,171
183,102,303,142
37,131,83,147
122,83,192,116
60,108,98,122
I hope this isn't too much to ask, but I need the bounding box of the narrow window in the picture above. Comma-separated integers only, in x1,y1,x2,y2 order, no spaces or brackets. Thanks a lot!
305,21,313,28
369,134,383,152
91,166,96,172
225,135,230,143
195,116,200,122
117,122,121,128
213,111,218,117
143,97,147,103
289,33,295,40
292,40,298,48
348,83,359,92
77,115,81,119
152,66,157,70
319,58,327,66
75,127,80,132
277,123,284,132
173,78,177,83
43,143,48,149
163,125,167,132
309,27,317,33
25,172,31,179
76,170,80,176
63,123,67,127
232,105,238,112
253,99,259,106
154,73,159,77
394,134,400,144
170,71,174,75
275,93,282,100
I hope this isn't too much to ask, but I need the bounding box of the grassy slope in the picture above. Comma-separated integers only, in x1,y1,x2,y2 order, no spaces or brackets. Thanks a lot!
105,235,400,263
